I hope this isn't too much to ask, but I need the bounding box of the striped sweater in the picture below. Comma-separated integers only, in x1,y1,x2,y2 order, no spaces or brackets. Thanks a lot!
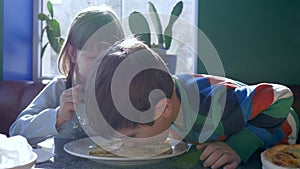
172,74,299,162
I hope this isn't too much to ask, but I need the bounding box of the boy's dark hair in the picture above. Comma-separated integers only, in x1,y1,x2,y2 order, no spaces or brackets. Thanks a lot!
94,38,174,131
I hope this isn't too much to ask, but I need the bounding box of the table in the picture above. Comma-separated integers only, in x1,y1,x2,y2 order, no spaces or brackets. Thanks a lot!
35,138,263,169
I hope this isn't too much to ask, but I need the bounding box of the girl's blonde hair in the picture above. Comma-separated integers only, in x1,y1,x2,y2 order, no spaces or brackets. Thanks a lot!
57,5,124,88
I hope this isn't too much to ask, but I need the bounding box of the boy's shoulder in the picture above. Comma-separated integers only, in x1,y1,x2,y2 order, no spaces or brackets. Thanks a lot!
174,74,246,87
172,74,210,85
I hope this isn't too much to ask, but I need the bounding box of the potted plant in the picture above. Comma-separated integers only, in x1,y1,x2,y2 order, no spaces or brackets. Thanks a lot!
128,1,183,74
38,1,64,58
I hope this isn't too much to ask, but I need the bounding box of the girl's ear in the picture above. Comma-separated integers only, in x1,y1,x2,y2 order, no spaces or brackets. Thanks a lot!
66,43,77,63
155,98,172,119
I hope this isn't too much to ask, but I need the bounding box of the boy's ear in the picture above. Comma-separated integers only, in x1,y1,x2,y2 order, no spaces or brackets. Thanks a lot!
66,43,77,63
155,98,172,119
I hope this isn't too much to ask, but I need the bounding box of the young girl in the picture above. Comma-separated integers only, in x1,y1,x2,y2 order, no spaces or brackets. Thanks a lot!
9,5,124,145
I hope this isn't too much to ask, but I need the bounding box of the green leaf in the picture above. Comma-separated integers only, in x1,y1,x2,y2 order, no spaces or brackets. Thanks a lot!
40,28,47,43
148,1,163,48
58,37,65,51
171,1,183,18
39,1,64,55
40,43,49,58
47,1,54,18
128,11,151,47
48,19,61,37
38,13,49,21
164,25,172,50
164,1,183,50
46,27,60,54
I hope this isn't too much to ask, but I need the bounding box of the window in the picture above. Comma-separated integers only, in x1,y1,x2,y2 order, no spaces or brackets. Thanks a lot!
33,0,197,80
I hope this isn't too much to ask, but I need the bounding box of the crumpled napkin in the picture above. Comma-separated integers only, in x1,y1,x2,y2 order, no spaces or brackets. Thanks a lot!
33,137,55,163
33,148,55,163
0,134,35,168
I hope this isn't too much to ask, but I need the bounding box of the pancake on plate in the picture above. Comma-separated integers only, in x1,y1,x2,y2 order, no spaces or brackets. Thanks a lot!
261,144,300,169
89,140,172,158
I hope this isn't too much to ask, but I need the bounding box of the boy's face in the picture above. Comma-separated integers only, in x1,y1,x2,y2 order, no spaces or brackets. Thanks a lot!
115,119,172,147
114,90,181,147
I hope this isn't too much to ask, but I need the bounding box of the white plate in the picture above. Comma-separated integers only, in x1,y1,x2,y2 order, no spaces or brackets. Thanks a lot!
63,137,189,166
260,151,287,169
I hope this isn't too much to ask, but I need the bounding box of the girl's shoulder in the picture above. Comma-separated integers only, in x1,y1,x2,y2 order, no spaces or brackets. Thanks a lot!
44,76,67,90
51,76,67,83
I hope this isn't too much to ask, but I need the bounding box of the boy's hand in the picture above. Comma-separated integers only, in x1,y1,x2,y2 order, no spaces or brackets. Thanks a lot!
196,141,241,169
56,85,82,128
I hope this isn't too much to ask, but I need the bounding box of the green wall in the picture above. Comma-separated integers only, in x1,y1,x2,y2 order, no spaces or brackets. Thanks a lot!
197,0,300,85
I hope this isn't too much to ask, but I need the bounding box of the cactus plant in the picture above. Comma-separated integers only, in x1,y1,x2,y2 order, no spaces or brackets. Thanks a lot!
38,1,65,58
129,1,183,50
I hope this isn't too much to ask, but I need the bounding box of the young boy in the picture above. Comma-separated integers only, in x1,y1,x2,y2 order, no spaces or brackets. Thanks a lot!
86,38,299,169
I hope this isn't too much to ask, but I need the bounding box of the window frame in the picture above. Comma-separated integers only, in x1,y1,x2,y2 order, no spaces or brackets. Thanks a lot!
33,0,51,81
32,1,198,81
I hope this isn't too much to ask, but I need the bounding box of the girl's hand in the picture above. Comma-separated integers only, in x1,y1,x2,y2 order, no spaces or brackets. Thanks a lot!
56,85,82,128
196,141,241,169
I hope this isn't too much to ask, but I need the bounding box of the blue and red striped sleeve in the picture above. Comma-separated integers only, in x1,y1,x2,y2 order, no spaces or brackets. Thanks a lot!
177,74,294,162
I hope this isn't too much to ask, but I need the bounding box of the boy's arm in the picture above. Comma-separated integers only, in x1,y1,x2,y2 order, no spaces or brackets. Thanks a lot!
176,74,294,162
224,83,294,162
